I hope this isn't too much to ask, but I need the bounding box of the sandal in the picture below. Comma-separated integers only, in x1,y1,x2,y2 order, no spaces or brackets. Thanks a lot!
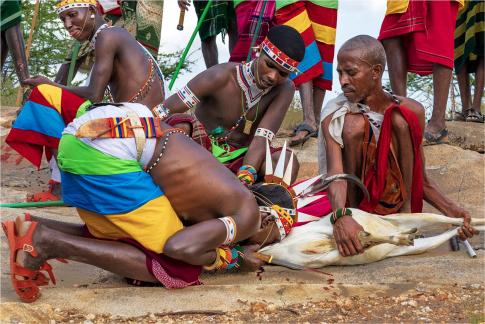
423,128,449,146
1,220,57,302
289,123,318,146
465,109,484,123
450,111,466,122
26,180,61,202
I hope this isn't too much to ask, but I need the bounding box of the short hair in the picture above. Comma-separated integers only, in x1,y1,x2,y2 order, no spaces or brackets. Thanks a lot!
339,35,387,68
267,25,305,63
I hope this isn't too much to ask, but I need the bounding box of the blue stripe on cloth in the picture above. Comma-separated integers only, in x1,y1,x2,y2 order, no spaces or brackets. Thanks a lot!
290,41,322,80
322,61,333,81
61,170,164,215
12,101,65,139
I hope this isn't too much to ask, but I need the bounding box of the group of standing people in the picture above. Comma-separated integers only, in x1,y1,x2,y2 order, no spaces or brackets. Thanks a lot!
0,0,481,303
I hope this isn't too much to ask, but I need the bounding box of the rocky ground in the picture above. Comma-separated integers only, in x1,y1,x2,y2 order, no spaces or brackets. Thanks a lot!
1,106,484,323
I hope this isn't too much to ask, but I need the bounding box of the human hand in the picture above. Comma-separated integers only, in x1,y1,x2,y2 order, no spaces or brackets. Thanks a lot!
178,0,190,11
333,215,365,257
452,207,479,240
240,244,265,272
23,76,52,88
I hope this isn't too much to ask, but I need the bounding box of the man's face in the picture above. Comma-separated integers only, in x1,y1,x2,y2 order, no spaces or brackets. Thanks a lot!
59,7,93,42
255,53,291,89
336,49,375,103
246,211,281,246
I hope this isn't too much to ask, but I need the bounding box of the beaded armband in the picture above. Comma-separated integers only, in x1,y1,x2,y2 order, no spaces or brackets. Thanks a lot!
204,246,244,271
176,85,200,110
152,104,170,119
254,128,275,142
330,208,352,225
218,216,237,245
237,165,258,186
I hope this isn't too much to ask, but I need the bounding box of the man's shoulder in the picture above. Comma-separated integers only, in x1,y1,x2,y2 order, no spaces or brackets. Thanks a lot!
96,26,133,44
398,96,425,117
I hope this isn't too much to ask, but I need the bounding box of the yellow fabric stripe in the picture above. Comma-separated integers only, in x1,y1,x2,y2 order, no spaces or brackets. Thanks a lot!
454,20,485,59
311,22,336,45
284,9,311,34
37,84,62,113
385,0,409,15
78,195,183,253
386,0,463,15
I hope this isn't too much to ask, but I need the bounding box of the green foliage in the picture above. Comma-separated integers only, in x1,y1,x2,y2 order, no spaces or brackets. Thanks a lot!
158,50,195,81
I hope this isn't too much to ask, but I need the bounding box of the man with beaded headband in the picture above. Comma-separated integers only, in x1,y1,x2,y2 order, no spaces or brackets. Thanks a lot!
6,0,167,202
163,25,305,187
1,101,318,302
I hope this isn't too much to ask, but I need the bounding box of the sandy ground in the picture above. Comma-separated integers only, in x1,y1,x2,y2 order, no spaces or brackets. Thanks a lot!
1,107,484,322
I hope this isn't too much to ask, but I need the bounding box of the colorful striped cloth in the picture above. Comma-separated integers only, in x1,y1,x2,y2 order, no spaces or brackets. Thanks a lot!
6,84,91,168
0,0,22,32
379,0,461,75
57,104,201,288
229,0,275,62
454,1,484,73
275,0,338,90
194,0,235,41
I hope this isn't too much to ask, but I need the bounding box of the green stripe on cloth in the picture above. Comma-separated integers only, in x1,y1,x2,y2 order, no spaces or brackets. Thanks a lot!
454,1,484,72
0,0,21,32
276,0,338,11
75,100,93,118
58,134,142,176
194,0,234,41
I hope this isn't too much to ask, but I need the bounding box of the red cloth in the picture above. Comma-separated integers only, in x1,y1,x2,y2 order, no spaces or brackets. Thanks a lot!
165,113,212,150
82,226,202,289
378,0,459,75
229,1,275,62
359,104,424,213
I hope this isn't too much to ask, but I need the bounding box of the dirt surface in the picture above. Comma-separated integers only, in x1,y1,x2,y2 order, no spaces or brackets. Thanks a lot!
1,106,484,322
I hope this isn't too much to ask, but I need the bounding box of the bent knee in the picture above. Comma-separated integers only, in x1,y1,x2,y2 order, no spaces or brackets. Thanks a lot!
343,114,365,144
391,112,410,134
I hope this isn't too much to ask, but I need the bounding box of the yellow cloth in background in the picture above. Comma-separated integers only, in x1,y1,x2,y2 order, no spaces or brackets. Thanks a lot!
78,195,183,253
385,0,464,15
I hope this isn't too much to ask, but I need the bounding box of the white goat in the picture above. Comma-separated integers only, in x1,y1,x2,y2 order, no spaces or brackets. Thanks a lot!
259,209,484,269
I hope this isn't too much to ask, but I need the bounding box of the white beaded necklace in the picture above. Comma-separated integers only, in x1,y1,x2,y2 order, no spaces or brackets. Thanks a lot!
236,60,270,109
89,23,110,49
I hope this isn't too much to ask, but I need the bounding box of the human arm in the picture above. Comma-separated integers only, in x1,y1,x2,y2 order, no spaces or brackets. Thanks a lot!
322,114,365,256
162,64,230,114
177,0,190,11
241,82,295,174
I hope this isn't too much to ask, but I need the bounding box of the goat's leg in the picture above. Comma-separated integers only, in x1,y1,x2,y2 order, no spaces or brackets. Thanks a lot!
379,213,485,231
359,230,416,247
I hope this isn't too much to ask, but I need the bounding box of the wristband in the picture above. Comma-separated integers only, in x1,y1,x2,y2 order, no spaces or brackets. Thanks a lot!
237,165,258,186
330,207,352,225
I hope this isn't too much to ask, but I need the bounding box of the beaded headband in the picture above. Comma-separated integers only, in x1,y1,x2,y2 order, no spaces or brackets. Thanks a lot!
55,0,96,14
261,38,299,73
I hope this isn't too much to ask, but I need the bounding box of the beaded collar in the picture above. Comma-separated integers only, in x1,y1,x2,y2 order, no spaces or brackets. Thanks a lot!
236,60,270,109
90,23,110,49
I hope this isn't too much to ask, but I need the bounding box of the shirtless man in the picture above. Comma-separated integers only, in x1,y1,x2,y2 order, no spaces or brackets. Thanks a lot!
163,25,305,186
7,0,165,201
319,35,477,257
2,102,299,302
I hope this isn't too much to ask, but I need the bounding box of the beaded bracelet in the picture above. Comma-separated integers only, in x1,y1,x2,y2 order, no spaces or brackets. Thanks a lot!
203,246,244,271
237,165,258,186
330,207,352,225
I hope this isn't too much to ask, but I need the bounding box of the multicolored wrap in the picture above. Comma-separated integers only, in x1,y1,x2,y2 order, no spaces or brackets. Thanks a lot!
1,0,22,32
229,0,275,62
275,0,338,90
379,0,460,75
454,1,484,73
194,0,235,41
6,84,91,168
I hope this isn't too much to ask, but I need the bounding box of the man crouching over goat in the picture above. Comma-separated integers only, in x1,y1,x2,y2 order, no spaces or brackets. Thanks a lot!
319,35,478,257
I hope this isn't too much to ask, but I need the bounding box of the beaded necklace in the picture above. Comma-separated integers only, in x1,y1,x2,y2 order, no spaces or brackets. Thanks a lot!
89,23,110,49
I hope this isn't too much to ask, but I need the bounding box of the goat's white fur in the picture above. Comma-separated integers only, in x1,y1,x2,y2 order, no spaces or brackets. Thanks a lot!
259,209,484,268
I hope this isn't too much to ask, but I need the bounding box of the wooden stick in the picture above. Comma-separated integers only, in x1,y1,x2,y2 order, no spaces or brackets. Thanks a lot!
177,9,185,31
15,0,41,106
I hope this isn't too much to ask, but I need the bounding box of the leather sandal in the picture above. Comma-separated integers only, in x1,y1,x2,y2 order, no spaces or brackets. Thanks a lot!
1,220,57,302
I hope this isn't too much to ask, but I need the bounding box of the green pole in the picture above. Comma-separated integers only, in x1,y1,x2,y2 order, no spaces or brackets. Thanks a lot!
67,42,81,86
169,0,213,90
0,201,67,208
246,0,267,62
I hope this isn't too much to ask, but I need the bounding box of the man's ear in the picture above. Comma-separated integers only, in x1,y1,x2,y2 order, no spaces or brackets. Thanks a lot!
372,64,383,80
